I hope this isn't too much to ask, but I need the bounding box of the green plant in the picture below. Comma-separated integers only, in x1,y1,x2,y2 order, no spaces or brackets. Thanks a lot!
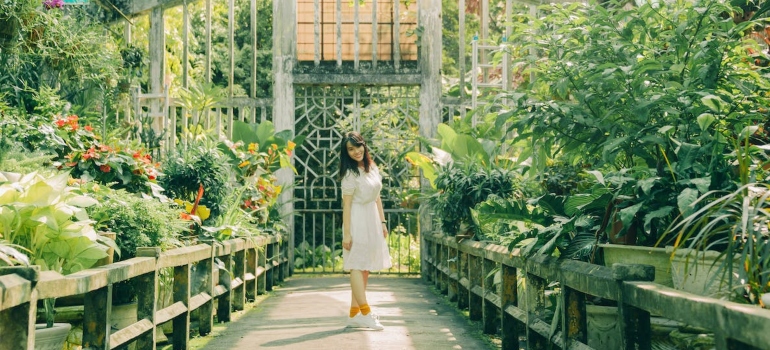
160,144,233,225
427,161,517,237
659,127,770,304
86,187,188,304
0,171,113,326
218,120,302,225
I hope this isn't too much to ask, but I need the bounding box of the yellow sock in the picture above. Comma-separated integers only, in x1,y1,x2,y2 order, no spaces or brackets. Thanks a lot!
360,304,371,315
349,306,360,318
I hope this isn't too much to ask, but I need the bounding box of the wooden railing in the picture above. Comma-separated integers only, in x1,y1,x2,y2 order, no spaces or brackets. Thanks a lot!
0,234,289,350
423,233,770,350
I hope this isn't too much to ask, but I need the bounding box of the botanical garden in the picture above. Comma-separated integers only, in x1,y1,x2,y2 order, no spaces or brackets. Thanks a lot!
1,0,769,349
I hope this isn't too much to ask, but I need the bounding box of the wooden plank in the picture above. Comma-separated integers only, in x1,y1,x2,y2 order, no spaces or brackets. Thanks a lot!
189,292,212,311
157,244,213,269
155,301,187,325
623,281,770,348
0,273,33,311
172,263,190,348
213,285,228,298
109,318,153,350
37,258,156,299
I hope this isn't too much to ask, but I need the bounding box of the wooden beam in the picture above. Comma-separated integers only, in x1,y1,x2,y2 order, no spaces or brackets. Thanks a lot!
293,73,421,85
116,0,186,17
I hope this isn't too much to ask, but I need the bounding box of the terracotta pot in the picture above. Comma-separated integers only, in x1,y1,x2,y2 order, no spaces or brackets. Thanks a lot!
607,215,637,245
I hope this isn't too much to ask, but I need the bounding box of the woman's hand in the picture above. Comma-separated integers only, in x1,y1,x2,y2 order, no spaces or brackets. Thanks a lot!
342,235,352,251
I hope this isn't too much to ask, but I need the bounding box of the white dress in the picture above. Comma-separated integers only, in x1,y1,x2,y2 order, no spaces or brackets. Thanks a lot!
341,165,392,271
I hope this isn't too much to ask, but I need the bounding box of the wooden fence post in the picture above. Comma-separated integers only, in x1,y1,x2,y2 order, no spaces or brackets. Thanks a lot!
458,249,469,310
560,285,586,348
613,264,653,350
278,238,286,283
217,252,233,323
482,257,497,334
246,244,258,300
469,253,483,321
525,272,547,349
173,262,191,348
501,263,523,350
233,246,246,311
282,238,290,280
0,266,39,350
135,267,158,349
258,241,267,295
265,240,275,292
82,284,112,349
436,239,446,293
197,244,215,337
447,242,458,302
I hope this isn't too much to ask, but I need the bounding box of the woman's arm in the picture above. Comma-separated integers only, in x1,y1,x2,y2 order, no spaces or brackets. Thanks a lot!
342,194,353,250
375,195,387,237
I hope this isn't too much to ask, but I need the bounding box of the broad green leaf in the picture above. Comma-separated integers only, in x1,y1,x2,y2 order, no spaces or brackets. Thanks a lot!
696,113,715,131
701,95,725,113
677,188,699,216
618,202,643,226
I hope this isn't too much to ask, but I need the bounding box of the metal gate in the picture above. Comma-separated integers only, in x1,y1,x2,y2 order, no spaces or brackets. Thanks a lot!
292,85,421,274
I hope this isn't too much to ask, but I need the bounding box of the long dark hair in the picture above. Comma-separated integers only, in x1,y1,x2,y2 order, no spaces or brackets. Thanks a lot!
338,131,373,180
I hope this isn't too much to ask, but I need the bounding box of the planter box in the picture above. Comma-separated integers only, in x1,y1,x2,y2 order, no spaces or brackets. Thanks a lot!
599,244,673,287
668,247,740,299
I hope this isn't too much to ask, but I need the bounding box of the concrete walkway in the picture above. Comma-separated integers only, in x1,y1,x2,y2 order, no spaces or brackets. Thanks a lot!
197,276,495,350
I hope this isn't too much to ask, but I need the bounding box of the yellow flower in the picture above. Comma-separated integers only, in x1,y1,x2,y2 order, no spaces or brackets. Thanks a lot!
287,141,296,151
239,160,251,168
271,143,278,150
248,143,257,152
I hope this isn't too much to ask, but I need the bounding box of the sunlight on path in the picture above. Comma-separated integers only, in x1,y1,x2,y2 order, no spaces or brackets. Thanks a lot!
196,276,494,350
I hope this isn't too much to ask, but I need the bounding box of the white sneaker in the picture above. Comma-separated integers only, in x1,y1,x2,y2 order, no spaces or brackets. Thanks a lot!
346,314,363,328
357,313,384,330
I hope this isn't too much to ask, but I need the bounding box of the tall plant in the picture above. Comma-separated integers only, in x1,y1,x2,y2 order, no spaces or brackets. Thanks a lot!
502,0,769,176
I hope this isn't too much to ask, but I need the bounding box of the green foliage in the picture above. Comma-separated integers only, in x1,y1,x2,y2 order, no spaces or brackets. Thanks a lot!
428,161,516,236
503,0,768,174
86,187,188,304
659,128,770,304
0,172,111,275
160,145,233,224
0,0,121,116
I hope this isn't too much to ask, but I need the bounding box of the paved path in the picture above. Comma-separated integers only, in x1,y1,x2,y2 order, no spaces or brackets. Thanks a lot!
198,276,495,350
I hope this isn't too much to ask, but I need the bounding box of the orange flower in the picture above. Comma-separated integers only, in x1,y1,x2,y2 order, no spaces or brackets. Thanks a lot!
99,164,111,173
84,125,93,132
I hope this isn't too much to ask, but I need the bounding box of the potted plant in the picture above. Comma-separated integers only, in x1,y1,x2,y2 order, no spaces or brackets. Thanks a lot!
118,45,144,93
0,171,114,349
659,127,769,301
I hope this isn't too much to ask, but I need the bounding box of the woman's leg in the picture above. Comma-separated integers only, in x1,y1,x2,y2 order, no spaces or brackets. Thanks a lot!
350,270,370,307
350,269,367,313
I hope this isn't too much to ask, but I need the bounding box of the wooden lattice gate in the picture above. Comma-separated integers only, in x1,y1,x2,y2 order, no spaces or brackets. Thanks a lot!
292,85,421,274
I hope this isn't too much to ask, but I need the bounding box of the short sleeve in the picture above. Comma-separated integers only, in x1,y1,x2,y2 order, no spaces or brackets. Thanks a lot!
341,172,356,196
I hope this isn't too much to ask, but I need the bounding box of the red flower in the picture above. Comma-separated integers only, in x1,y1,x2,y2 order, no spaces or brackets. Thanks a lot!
99,164,111,173
84,125,93,132
55,119,66,128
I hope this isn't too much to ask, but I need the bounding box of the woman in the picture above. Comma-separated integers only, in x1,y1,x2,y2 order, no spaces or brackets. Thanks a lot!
339,131,392,330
